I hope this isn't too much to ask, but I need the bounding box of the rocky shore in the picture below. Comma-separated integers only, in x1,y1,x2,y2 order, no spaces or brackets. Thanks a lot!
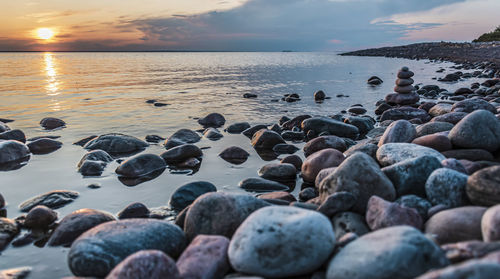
1,64,500,278
341,42,500,78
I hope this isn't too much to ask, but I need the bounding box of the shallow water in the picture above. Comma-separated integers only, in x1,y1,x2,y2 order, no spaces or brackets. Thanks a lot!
0,52,485,278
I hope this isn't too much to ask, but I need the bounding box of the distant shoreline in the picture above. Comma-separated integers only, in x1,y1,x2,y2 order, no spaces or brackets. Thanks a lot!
341,42,500,75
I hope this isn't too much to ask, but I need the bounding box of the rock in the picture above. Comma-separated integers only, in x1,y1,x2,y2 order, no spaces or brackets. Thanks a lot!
272,143,299,154
258,191,296,203
416,259,500,279
0,217,20,238
165,129,201,148
378,120,416,146
482,205,500,242
431,112,468,124
416,122,454,137
0,122,9,133
78,160,106,176
115,153,166,178
226,122,251,134
317,192,356,218
68,219,186,277
26,138,62,154
301,148,345,183
282,115,311,130
242,125,267,139
145,135,165,143
326,226,448,279
441,158,468,174
0,193,4,208
251,129,285,150
84,133,148,154
331,212,369,240
258,163,296,181
442,149,494,161
412,134,452,151
302,117,359,139
243,93,257,99
385,92,420,105
228,206,335,278
425,206,486,244
303,136,346,157
376,143,445,167
40,117,65,130
184,192,270,240
177,235,230,279
344,116,375,135
396,78,414,86
451,98,497,114
429,103,452,117
380,107,430,122
203,128,223,140
24,205,57,229
218,146,249,165
117,203,150,219
106,250,180,279
19,190,79,212
198,113,226,128
48,209,115,247
280,154,302,170
368,76,383,85
398,68,415,79
395,195,432,220
161,144,202,164
0,140,30,165
169,181,217,211
344,142,378,159
448,110,500,152
299,187,318,202
425,168,468,207
0,130,26,143
382,155,442,196
366,196,423,230
0,266,31,279
78,150,113,167
315,167,337,188
466,166,500,206
441,240,500,263
73,135,98,146
347,107,367,114
238,177,289,192
319,152,396,213
281,131,304,141
314,90,326,101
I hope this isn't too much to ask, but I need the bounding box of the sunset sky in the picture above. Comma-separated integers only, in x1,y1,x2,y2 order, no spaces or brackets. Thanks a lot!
1,0,498,51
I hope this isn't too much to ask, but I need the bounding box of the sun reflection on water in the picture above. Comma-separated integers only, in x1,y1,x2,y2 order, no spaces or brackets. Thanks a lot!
44,52,60,96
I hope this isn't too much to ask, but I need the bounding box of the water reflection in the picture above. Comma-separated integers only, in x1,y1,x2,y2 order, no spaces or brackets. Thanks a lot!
44,52,60,96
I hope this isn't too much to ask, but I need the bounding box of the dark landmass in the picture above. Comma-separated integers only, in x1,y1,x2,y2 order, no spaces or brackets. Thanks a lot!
474,26,500,42
341,42,500,75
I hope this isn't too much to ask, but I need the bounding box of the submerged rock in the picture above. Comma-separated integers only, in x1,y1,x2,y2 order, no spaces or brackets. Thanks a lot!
26,138,62,154
0,140,30,165
0,129,26,143
258,163,296,181
302,117,359,139
226,122,251,134
84,133,148,154
160,144,202,164
18,190,79,212
239,177,289,192
115,153,166,178
169,181,217,211
219,146,250,164
251,129,285,150
23,205,57,229
164,129,201,148
198,113,226,128
40,117,65,130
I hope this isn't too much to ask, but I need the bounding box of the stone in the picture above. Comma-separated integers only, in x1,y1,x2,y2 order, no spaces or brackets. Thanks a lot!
416,122,454,137
242,125,267,138
302,117,359,139
396,78,414,86
366,196,423,230
78,150,113,167
40,117,65,130
117,202,150,219
0,122,10,133
382,155,442,197
319,152,396,213
160,144,202,164
425,206,486,244
385,92,419,105
395,195,432,220
380,107,430,122
84,133,148,154
0,266,31,279
314,90,326,101
145,135,165,143
466,166,500,206
442,149,494,161
198,113,226,128
116,154,166,177
258,191,296,203
184,192,270,240
331,212,369,240
251,129,285,150
317,192,356,218
425,168,468,207
18,190,79,212
48,209,115,247
282,115,311,130
0,217,20,238
0,193,4,208
280,155,302,170
0,130,25,143
68,219,186,277
26,138,62,154
418,260,500,279
451,98,497,114
398,69,415,79
441,240,500,263
272,143,299,154
73,135,98,146
378,120,416,146
228,206,335,278
375,103,392,115
24,205,57,229
299,187,318,202
78,160,106,176
226,122,251,134
429,103,452,117
301,148,345,183
203,128,223,140
0,140,30,165
347,107,367,114
165,129,201,148
344,142,378,159
169,181,216,211
482,205,500,242
326,226,448,279
219,146,249,164
281,131,304,141
258,163,296,181
106,250,180,279
441,158,468,174
344,116,375,135
238,178,289,192
448,110,500,152
303,136,346,157
315,167,337,188
376,143,445,167
431,112,468,124
177,235,230,279
412,134,452,151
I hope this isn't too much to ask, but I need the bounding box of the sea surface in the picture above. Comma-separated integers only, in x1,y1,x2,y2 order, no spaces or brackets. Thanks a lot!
0,52,484,278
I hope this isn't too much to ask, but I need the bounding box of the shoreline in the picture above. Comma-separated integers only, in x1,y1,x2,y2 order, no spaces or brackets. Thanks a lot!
341,42,500,77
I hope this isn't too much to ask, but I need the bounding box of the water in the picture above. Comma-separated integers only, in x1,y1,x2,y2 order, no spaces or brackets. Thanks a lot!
0,52,482,278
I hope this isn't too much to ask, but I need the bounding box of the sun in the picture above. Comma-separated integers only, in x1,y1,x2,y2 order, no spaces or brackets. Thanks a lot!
36,28,55,40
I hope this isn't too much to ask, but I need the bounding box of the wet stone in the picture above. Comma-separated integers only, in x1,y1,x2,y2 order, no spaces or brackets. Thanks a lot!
18,190,79,212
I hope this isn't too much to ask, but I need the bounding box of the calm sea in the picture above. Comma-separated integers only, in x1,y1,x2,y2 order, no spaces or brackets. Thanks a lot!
0,52,480,277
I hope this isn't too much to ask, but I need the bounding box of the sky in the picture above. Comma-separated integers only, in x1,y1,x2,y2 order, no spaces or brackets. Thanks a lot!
0,0,498,51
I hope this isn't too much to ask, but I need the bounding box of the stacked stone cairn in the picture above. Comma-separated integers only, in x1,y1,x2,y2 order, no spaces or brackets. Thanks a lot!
385,66,420,105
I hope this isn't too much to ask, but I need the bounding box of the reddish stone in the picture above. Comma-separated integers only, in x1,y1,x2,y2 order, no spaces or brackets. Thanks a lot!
258,192,296,203
106,250,180,279
412,134,452,152
365,196,423,230
301,148,344,183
